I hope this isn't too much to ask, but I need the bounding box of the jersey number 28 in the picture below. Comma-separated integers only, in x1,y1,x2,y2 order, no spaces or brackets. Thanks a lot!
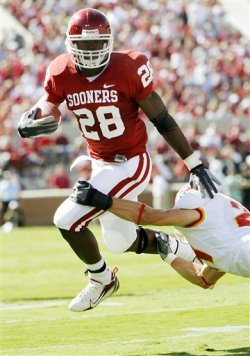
74,106,125,140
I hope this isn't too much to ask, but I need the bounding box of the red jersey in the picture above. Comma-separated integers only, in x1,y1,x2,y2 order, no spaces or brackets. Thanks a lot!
44,51,154,161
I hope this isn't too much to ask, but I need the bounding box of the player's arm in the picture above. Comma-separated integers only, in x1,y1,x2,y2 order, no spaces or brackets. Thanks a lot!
170,258,225,289
18,58,64,139
139,91,193,160
70,180,199,226
138,91,220,198
71,181,226,289
17,94,59,138
156,232,225,289
110,198,199,227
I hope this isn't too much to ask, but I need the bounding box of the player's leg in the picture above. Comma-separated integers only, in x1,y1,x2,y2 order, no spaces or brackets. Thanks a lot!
54,152,151,311
59,228,101,264
126,228,197,261
96,153,197,261
100,204,198,261
54,194,120,312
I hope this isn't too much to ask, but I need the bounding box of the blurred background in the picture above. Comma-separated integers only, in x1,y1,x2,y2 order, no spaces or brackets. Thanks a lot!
0,0,249,229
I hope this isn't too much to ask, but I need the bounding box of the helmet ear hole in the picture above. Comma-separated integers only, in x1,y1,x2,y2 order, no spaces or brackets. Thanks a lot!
65,8,113,69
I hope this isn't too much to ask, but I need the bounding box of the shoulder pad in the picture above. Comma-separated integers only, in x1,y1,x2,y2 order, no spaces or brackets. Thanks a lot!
48,53,71,76
113,50,149,64
126,50,148,61
174,185,205,209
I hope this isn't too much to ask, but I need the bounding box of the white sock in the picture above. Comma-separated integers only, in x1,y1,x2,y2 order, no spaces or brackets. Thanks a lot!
86,256,112,285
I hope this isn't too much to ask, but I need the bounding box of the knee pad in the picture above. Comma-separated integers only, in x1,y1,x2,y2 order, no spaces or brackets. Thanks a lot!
135,226,148,254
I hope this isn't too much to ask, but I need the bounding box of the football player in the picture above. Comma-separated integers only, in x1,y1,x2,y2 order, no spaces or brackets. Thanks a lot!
71,180,250,288
18,8,220,311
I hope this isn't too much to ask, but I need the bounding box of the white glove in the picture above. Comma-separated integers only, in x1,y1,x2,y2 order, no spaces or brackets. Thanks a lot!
18,108,58,138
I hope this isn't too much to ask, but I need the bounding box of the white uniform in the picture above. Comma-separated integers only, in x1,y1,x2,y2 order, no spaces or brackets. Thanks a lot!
54,152,152,253
174,186,250,277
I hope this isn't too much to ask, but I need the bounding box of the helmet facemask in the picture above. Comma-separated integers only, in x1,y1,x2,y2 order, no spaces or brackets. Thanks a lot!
66,29,113,69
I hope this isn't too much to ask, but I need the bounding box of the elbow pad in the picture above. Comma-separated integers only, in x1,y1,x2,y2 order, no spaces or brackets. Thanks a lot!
150,108,179,134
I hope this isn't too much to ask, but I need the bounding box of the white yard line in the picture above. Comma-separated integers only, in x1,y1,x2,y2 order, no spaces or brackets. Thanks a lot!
0,300,122,311
2,300,240,324
184,326,249,333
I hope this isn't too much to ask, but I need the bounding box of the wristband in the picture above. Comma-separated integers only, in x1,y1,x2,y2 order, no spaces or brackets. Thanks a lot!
137,203,146,225
184,151,202,171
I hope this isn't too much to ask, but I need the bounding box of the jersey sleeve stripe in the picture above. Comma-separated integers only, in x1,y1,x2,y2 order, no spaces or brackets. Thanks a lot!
185,207,205,228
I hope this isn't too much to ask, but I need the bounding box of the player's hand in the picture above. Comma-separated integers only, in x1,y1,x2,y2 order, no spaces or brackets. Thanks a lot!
190,164,221,198
70,180,113,210
18,108,58,138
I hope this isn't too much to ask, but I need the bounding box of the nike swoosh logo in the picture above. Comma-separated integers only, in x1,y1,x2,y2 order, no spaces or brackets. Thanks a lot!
89,293,104,309
89,299,99,309
103,83,116,88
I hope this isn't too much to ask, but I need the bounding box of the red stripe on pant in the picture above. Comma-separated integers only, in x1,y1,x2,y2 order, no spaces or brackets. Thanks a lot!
108,151,150,197
119,152,150,198
70,207,102,231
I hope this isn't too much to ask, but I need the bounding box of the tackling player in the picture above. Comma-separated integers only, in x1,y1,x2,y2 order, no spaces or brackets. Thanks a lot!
18,8,219,311
71,180,250,288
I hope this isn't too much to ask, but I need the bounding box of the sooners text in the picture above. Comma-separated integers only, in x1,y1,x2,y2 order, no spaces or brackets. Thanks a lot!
67,90,118,107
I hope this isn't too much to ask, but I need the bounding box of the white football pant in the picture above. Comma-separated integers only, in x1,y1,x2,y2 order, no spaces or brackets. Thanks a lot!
54,152,152,253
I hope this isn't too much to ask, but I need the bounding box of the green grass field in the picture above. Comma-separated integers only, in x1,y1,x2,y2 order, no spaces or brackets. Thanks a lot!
1,225,249,356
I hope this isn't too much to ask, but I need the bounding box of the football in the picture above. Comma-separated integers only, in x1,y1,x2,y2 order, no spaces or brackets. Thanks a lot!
35,101,62,125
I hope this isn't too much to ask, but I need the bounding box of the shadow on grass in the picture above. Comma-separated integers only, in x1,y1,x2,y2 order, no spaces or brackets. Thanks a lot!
3,296,70,302
157,347,250,355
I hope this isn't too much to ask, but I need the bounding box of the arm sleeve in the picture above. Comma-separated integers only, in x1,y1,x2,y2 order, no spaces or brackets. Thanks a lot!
129,52,154,102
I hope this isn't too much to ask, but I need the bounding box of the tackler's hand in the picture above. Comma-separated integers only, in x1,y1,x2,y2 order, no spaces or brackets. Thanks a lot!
18,108,58,138
189,165,221,198
70,180,113,210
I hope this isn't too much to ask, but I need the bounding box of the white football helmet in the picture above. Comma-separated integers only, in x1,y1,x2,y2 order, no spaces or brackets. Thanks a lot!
65,8,113,69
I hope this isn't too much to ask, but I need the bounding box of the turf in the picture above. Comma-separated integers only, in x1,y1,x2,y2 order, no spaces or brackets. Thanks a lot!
1,226,249,355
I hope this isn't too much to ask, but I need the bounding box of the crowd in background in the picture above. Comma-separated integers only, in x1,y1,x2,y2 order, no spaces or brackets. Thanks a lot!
0,0,249,226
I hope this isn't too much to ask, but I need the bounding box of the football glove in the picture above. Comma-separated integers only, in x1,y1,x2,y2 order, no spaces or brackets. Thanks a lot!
18,108,59,138
190,164,221,198
70,180,113,210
